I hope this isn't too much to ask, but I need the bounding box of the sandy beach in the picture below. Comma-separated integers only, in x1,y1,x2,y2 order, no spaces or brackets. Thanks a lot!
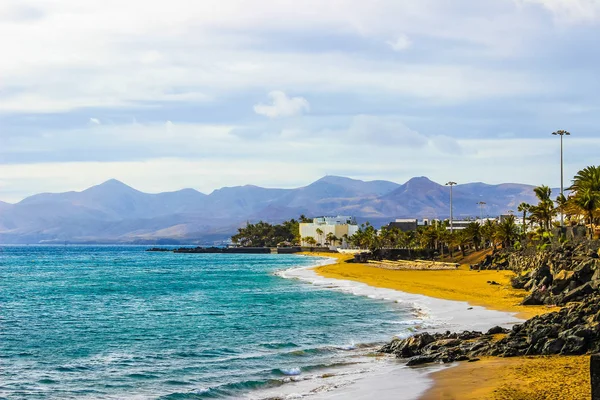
300,252,590,400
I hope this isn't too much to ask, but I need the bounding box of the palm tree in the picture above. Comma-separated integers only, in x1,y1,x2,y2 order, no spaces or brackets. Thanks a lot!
567,165,600,239
464,222,482,251
456,230,471,257
304,236,317,247
517,202,531,235
530,185,556,231
325,232,338,246
495,215,519,248
570,188,600,239
570,165,600,193
481,219,497,249
315,228,324,246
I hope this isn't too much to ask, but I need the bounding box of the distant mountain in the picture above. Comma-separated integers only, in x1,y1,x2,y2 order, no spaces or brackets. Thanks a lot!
0,176,548,244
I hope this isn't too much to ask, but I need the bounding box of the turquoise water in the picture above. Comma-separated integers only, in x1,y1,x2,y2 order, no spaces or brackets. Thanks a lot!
0,246,411,399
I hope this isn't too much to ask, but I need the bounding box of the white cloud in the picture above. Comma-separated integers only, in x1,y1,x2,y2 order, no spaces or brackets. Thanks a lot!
1,118,600,202
253,91,310,118
89,118,101,125
0,0,568,114
387,34,412,51
520,0,600,22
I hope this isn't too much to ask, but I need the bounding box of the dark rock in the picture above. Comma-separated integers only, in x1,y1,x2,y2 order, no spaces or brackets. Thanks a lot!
486,326,508,335
521,291,546,305
542,338,565,355
406,354,438,366
563,282,594,303
561,335,587,355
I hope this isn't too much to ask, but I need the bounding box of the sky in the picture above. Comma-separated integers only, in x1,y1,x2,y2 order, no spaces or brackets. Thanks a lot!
1,0,600,203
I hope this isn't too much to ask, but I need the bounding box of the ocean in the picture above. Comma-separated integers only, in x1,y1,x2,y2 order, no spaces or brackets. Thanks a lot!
0,246,423,399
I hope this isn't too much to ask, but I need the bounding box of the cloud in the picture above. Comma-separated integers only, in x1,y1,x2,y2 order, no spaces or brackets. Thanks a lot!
346,115,428,147
520,0,600,22
430,135,464,155
253,91,310,118
387,34,412,51
89,117,101,125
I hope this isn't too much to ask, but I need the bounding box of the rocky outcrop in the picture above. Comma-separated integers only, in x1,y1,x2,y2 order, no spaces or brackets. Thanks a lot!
503,242,600,306
381,294,600,365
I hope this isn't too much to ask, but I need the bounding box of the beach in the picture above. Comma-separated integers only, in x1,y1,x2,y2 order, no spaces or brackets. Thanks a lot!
299,253,589,400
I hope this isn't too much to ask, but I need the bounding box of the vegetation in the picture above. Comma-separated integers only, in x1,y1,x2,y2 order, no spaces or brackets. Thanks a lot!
231,219,301,247
231,165,600,251
565,165,600,239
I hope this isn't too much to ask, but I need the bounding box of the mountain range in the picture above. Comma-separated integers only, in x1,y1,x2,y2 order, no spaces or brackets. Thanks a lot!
0,176,550,244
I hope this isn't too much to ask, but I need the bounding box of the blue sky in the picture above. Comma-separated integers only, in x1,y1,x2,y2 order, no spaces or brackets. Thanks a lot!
0,0,599,202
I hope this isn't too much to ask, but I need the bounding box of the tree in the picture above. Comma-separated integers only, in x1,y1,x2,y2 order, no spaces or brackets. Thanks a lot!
481,219,497,249
570,165,600,193
455,230,471,257
495,215,519,249
299,214,312,223
464,222,482,251
325,232,338,246
570,188,600,239
315,228,324,245
567,165,600,239
530,185,556,231
517,202,531,235
304,236,317,247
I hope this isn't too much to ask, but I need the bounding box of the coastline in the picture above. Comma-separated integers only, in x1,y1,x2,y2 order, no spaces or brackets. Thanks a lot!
272,253,525,399
285,253,588,400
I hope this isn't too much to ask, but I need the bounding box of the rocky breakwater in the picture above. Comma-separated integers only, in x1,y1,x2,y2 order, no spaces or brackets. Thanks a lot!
508,242,600,306
381,294,600,366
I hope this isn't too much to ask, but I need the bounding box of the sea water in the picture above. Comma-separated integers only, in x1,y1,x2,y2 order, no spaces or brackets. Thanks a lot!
0,246,420,399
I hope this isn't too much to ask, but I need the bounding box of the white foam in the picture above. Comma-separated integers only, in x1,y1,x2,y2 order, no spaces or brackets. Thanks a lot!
266,255,525,400
278,255,523,333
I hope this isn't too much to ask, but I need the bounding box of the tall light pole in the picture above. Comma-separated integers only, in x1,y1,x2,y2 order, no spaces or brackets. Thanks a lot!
477,201,486,220
552,130,570,228
446,181,457,234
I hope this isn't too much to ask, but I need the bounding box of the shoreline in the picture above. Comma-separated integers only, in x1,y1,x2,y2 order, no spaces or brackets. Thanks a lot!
298,253,589,400
272,253,525,399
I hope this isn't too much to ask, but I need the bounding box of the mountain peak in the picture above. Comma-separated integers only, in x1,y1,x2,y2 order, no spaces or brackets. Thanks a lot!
314,175,358,185
403,176,440,189
83,179,141,195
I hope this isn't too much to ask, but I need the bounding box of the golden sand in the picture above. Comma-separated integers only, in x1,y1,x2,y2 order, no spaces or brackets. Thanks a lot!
303,253,586,399
313,256,555,319
421,356,590,400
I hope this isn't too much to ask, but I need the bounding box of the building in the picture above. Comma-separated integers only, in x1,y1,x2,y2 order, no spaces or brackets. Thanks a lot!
386,219,418,232
299,216,359,247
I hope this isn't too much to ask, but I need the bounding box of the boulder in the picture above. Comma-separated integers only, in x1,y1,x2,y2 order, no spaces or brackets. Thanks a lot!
486,326,509,335
542,338,565,355
561,335,588,355
563,282,595,304
552,270,575,294
406,354,439,366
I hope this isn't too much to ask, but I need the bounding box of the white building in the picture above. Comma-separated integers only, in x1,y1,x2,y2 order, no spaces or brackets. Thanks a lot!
299,216,359,247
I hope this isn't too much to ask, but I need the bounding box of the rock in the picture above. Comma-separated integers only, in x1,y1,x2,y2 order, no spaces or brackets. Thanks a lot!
552,270,575,294
561,335,588,355
563,282,595,304
521,291,546,305
406,354,439,366
486,326,508,335
542,338,565,355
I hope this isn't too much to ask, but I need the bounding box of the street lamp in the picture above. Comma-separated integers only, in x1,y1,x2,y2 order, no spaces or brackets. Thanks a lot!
552,130,570,228
446,181,457,233
477,201,486,220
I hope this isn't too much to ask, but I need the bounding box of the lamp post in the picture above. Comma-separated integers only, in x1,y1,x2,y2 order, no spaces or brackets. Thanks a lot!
446,181,457,234
477,201,486,220
552,130,570,228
